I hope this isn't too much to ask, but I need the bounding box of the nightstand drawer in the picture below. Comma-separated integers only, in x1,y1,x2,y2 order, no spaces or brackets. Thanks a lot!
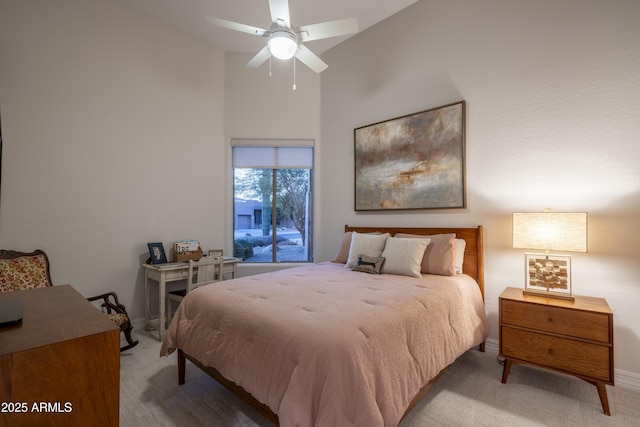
501,299,610,343
502,326,611,381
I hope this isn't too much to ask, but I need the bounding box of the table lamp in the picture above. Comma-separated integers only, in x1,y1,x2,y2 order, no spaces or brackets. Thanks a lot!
512,210,587,300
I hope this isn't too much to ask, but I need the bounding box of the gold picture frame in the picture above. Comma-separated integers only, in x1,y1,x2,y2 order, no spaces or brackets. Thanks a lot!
354,101,465,211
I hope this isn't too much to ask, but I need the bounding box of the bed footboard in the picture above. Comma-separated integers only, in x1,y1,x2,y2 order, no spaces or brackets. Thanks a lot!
178,348,279,425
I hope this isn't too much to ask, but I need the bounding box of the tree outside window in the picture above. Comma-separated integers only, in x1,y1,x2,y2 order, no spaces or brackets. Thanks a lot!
233,145,313,263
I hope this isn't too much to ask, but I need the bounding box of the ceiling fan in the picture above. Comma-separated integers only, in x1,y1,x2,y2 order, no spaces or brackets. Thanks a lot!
205,0,358,73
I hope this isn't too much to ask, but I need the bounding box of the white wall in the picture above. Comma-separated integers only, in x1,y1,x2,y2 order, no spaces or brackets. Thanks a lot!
0,0,225,320
1,0,639,383
224,52,321,276
320,0,640,378
224,53,321,140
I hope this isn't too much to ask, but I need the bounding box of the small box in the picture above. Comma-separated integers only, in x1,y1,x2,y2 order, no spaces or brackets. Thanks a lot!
174,248,204,262
173,241,204,262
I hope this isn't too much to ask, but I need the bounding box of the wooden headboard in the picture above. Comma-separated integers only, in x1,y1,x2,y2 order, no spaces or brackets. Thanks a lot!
344,225,484,299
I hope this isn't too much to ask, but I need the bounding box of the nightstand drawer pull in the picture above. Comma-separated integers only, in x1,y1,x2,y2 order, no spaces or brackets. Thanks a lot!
548,349,553,355
548,317,553,322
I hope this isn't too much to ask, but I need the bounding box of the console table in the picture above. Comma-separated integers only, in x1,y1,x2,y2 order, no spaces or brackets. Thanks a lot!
0,285,120,427
142,257,241,341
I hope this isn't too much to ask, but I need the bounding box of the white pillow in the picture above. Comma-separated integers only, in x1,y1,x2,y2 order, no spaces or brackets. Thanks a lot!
454,238,466,274
381,237,431,278
345,232,390,268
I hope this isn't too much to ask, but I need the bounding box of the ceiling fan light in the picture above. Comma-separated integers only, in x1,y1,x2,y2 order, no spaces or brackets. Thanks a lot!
268,31,298,60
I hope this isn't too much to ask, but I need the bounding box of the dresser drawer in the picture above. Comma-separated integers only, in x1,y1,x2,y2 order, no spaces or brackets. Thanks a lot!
502,326,611,382
501,299,610,343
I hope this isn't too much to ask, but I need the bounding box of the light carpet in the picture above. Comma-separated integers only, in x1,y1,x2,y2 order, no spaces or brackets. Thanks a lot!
120,331,639,426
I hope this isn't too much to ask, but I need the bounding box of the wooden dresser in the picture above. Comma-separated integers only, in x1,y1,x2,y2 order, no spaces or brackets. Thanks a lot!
0,285,120,427
499,287,614,415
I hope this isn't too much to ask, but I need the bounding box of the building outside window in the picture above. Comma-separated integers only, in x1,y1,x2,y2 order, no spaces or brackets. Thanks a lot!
232,142,313,263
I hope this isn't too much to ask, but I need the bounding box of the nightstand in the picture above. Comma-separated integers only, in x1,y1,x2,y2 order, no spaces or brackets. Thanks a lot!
499,287,614,415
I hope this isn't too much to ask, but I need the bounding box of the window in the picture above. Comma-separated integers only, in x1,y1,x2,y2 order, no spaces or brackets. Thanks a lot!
232,143,313,263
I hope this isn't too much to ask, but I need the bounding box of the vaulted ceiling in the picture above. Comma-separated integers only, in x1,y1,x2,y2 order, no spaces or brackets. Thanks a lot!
120,0,418,54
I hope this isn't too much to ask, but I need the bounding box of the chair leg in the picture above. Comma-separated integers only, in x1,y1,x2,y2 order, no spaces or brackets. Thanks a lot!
120,326,139,352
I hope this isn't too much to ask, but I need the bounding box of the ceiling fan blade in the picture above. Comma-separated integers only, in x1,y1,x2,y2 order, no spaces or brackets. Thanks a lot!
298,18,358,42
295,44,328,73
246,46,272,68
269,0,291,28
205,16,268,37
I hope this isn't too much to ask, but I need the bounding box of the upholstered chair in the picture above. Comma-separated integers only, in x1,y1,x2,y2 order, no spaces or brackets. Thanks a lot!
87,292,138,351
0,249,138,351
0,249,53,292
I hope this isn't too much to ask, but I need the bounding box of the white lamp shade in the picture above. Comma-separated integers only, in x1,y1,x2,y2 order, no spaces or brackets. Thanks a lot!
268,31,298,60
513,212,587,252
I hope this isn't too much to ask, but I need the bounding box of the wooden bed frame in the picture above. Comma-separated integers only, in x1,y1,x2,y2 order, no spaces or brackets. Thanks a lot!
344,225,485,300
177,225,485,426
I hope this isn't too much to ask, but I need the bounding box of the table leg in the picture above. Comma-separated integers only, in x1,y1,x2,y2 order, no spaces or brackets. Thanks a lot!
501,358,512,384
144,269,151,331
595,382,611,416
158,276,166,342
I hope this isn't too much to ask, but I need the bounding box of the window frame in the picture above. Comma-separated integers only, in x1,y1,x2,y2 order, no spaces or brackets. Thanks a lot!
232,141,314,264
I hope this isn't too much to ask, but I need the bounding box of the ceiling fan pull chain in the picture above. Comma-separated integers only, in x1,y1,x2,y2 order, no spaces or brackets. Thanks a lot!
293,57,297,91
269,55,272,79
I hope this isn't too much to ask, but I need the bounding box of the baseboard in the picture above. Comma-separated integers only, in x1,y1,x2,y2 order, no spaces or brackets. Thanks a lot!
483,338,640,392
132,316,147,330
484,338,499,354
615,368,640,392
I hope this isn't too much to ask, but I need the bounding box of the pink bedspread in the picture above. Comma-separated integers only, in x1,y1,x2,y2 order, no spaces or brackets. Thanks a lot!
161,262,487,427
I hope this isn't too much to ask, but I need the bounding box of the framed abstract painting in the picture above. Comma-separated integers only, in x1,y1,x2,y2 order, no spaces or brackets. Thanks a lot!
354,101,465,211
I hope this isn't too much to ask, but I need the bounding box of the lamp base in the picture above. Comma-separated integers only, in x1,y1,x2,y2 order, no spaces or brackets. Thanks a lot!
523,288,575,301
524,252,573,301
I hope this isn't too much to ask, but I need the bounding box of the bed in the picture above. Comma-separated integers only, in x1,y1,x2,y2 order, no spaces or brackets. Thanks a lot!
160,226,488,426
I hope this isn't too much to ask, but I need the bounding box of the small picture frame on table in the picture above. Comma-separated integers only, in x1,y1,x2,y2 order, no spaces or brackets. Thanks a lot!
147,242,167,264
524,253,573,300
